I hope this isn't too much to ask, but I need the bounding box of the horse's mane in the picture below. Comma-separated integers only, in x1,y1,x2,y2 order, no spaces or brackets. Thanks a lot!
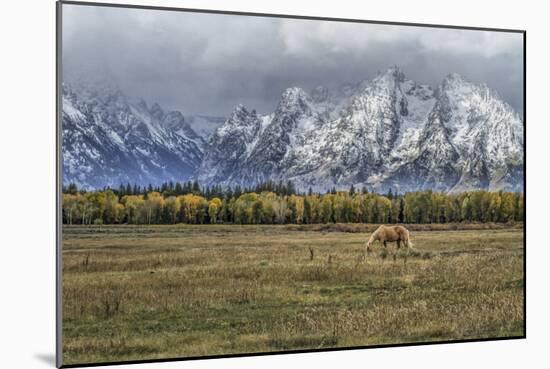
373,225,384,236
370,226,382,241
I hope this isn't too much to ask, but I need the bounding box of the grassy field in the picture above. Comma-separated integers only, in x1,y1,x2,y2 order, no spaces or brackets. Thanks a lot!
62,224,524,365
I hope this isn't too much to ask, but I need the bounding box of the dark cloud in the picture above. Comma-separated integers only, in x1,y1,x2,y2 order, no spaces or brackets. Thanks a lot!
62,4,524,117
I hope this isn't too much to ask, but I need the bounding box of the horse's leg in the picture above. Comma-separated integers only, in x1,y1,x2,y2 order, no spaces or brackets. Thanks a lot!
383,240,387,248
397,240,401,249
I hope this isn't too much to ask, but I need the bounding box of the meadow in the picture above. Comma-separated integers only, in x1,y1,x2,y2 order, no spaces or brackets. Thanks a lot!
62,223,524,365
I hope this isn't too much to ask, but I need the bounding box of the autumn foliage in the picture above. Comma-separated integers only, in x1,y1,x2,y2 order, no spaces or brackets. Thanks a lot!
62,183,523,225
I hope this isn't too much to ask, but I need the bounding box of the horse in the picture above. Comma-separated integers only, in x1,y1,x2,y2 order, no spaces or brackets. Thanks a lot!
365,225,414,252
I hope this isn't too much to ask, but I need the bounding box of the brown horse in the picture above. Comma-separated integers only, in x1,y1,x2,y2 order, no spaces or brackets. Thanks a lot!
366,225,413,251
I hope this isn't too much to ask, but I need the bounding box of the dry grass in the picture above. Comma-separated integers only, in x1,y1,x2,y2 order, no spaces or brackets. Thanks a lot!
62,224,524,365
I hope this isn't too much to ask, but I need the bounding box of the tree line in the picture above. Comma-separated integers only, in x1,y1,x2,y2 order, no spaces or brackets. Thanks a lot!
62,182,524,225
63,179,299,200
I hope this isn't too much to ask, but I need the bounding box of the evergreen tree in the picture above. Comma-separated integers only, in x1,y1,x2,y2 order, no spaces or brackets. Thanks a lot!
234,185,242,198
125,183,132,196
192,180,201,194
286,180,296,195
174,182,183,195
66,183,78,195
118,184,126,197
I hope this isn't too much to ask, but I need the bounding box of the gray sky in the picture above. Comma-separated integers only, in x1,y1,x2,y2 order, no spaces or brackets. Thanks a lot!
62,4,524,117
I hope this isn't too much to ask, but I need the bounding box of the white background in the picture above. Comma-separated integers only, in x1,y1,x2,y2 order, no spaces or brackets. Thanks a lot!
0,0,547,368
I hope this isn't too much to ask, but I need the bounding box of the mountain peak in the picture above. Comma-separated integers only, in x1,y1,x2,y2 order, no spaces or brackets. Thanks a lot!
150,102,165,121
276,87,313,117
280,87,309,103
62,86,206,189
137,99,148,111
379,66,406,82
370,66,406,92
442,72,469,87
161,111,187,131
311,85,329,103
235,103,248,113
221,104,260,133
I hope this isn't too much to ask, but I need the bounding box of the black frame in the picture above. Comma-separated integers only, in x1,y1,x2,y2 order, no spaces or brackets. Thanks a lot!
56,1,527,367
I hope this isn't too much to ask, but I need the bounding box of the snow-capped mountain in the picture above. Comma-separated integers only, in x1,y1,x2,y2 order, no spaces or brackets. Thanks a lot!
63,67,523,192
196,67,523,192
62,83,206,189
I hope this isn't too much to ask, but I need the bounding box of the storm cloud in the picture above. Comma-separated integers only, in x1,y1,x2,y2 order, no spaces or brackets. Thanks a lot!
62,4,524,117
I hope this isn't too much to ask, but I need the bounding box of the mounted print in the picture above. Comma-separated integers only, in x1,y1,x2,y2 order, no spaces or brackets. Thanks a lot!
57,1,525,367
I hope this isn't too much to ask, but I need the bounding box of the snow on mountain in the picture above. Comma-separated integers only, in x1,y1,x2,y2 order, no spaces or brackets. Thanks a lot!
63,67,523,193
196,67,524,193
62,83,205,189
195,104,264,186
437,73,523,192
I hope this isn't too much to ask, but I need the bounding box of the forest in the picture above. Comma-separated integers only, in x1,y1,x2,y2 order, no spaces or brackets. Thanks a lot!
61,181,524,225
